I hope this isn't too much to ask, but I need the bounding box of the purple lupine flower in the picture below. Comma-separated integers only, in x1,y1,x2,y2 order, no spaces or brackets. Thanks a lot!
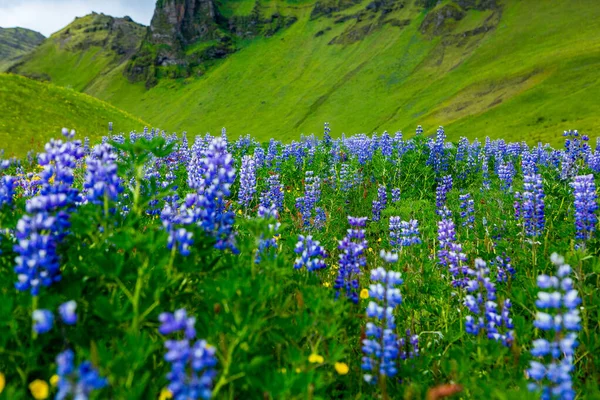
294,235,327,271
380,131,393,158
192,137,237,252
498,161,515,192
14,134,85,295
362,253,403,384
0,175,16,207
435,175,453,214
521,170,545,237
415,125,423,136
58,300,77,325
391,188,401,203
238,155,256,210
464,259,514,346
323,122,332,146
398,329,419,360
372,200,382,222
570,174,597,242
84,143,123,205
253,146,265,168
459,193,475,228
390,218,421,252
260,174,284,212
56,349,108,400
528,253,580,400
427,126,448,174
296,171,321,229
480,153,491,191
492,253,515,283
334,216,368,303
160,309,218,399
255,204,280,264
32,309,54,334
437,218,468,287
159,309,197,340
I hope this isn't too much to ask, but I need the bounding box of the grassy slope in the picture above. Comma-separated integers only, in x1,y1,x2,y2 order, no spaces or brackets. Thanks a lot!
87,0,599,145
12,0,600,145
0,74,149,157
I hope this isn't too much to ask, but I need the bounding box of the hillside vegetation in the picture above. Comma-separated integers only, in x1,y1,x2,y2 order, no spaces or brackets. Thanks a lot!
9,0,600,145
0,74,149,157
0,27,45,71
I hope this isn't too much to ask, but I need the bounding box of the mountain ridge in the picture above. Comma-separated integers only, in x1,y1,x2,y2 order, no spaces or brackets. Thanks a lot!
0,27,45,72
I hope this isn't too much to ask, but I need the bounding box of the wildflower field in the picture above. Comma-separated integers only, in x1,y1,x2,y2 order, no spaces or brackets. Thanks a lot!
0,125,599,400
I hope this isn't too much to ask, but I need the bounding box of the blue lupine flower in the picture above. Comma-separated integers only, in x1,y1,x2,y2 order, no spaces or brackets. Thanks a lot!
334,216,368,303
492,253,515,283
391,188,400,203
159,309,218,399
459,193,475,228
323,122,332,146
380,131,393,158
0,175,16,207
520,170,545,237
437,217,468,288
238,155,256,210
372,185,387,222
427,126,448,174
58,300,77,325
480,153,491,191
159,309,197,340
254,204,280,264
193,137,238,252
56,349,108,400
464,259,514,346
32,309,54,334
390,217,421,252
294,235,328,271
296,171,321,229
14,134,85,295
253,146,265,168
84,143,123,205
570,174,597,242
362,252,403,384
435,175,453,213
398,329,420,360
260,174,284,212
498,161,515,192
528,253,581,400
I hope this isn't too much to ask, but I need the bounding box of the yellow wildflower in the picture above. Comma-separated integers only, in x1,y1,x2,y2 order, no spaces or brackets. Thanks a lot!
50,375,59,387
29,379,49,400
237,209,243,215
368,247,373,253
295,368,302,373
377,237,382,242
323,282,331,288
159,388,173,400
360,289,369,299
0,372,5,393
334,362,349,375
308,353,324,364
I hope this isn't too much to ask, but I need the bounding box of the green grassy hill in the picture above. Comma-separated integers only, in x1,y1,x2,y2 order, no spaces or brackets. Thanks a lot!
0,74,148,157
0,27,45,72
11,0,600,145
9,13,145,92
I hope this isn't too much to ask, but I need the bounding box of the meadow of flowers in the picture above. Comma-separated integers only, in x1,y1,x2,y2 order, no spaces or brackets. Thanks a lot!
0,124,599,399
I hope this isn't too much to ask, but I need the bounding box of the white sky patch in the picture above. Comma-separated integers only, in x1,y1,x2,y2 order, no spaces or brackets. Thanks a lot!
0,0,155,36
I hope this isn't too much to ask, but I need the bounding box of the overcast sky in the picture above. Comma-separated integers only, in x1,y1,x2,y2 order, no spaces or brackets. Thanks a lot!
0,0,155,36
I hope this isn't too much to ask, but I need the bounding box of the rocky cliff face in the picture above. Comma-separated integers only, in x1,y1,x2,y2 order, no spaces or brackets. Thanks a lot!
126,0,297,87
